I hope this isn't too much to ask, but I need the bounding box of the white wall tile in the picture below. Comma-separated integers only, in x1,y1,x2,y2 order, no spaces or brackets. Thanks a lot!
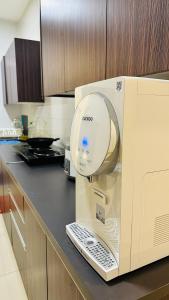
25,97,75,141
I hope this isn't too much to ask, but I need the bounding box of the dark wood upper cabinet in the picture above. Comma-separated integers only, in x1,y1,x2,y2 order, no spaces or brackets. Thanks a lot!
64,0,106,92
40,0,65,96
40,0,106,96
106,0,169,78
1,57,7,104
41,0,169,95
5,38,43,103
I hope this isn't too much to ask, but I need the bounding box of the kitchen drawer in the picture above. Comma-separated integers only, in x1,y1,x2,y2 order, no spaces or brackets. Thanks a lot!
8,188,25,240
9,179,24,218
3,211,12,242
11,210,27,292
3,191,12,242
2,166,12,241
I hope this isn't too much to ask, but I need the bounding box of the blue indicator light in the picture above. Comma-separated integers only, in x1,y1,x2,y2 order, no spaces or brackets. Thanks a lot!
82,137,88,147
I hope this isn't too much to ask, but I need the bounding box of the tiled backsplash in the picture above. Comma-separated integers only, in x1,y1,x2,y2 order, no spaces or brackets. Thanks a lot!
1,98,75,140
21,97,75,142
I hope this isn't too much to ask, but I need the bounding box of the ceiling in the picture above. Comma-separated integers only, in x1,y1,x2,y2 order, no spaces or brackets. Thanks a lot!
0,0,31,22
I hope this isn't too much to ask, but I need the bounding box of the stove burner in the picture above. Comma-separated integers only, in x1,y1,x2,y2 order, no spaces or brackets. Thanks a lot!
13,144,64,165
34,148,57,157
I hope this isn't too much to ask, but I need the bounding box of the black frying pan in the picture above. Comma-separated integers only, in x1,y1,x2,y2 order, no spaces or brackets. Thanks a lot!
25,137,59,148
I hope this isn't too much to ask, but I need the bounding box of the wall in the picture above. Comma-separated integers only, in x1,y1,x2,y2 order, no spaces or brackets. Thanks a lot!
17,0,40,40
0,0,75,141
0,20,21,130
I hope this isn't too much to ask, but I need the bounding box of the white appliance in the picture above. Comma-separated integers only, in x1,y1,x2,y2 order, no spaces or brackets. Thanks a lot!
66,76,169,281
64,146,76,179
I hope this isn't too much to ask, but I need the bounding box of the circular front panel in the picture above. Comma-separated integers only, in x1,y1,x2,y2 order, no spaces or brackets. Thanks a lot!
70,93,119,177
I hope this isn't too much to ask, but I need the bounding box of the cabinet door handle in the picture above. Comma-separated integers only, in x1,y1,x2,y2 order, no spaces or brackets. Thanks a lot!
8,189,25,224
10,210,26,252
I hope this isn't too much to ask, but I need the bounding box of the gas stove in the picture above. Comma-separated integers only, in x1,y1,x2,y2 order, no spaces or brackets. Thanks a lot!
14,144,64,165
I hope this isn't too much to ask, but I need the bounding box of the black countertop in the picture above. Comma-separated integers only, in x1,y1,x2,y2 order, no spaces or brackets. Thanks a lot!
1,145,169,300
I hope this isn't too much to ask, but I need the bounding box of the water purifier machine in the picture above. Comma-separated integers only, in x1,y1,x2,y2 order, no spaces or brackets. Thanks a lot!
66,77,169,281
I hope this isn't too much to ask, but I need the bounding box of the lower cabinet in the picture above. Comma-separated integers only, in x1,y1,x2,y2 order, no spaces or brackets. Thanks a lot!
9,195,47,300
47,239,84,300
2,166,12,241
25,200,47,300
1,164,84,300
11,210,27,291
0,160,4,213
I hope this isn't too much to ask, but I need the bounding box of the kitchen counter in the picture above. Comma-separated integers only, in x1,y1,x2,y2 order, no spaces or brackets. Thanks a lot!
1,145,169,300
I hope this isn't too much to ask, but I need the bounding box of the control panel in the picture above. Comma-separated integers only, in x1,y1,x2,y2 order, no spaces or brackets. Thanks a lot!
70,93,119,176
